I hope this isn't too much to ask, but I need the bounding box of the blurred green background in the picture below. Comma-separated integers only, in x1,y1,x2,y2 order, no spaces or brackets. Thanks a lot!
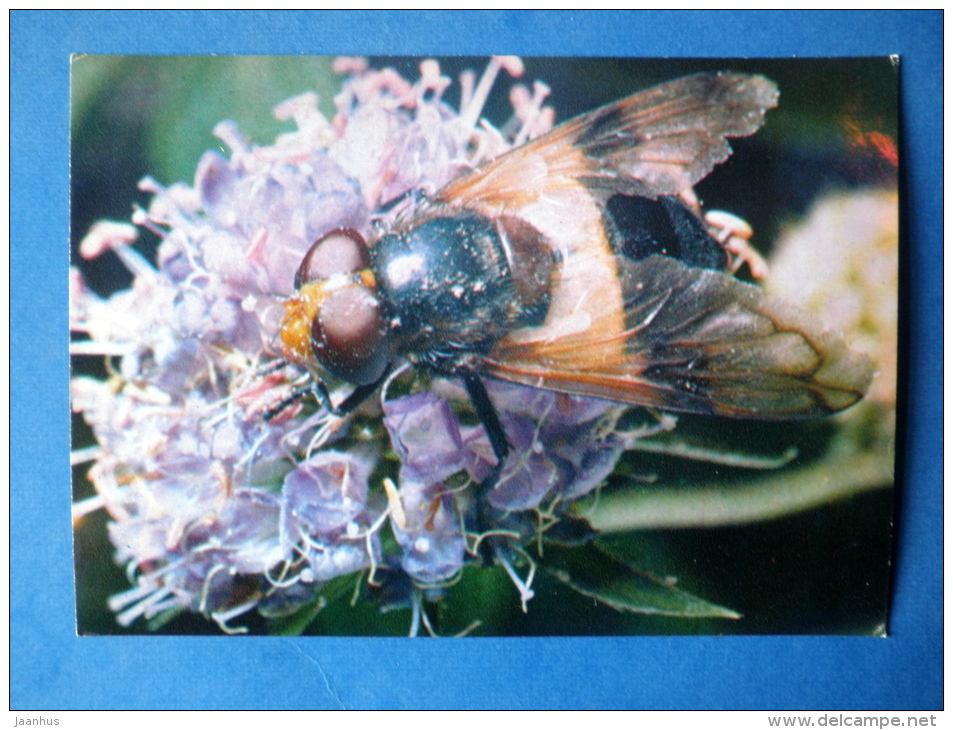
71,56,898,636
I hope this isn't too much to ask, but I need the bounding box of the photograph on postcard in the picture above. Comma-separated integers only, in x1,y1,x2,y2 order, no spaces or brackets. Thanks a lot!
71,56,898,636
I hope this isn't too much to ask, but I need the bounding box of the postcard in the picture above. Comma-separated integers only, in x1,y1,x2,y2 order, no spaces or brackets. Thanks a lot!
70,55,898,636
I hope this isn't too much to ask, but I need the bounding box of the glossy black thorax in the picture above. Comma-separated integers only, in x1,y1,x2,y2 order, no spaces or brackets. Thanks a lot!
366,197,727,375
371,212,553,373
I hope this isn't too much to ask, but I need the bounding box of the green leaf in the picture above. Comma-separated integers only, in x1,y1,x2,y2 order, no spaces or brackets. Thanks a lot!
539,543,740,620
145,56,339,185
629,431,799,469
433,565,517,637
540,513,600,547
268,574,355,636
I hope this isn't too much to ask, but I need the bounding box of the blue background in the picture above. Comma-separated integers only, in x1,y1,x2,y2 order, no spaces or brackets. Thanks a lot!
12,10,942,709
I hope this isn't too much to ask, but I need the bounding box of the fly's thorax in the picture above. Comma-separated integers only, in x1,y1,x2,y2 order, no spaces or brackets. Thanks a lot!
371,212,556,368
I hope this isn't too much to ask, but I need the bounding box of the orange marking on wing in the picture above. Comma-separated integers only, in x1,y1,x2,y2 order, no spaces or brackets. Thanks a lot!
484,255,873,420
482,356,667,409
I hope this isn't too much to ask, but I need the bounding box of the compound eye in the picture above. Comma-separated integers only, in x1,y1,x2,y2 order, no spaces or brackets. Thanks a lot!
311,286,392,385
295,229,370,289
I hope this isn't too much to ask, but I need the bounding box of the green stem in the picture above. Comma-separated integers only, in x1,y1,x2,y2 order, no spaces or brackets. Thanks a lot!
576,448,893,532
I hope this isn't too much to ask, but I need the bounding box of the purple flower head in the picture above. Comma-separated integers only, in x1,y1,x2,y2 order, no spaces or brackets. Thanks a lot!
71,56,640,633
379,381,625,585
383,390,475,485
395,381,627,512
388,478,467,586
282,450,372,537
281,451,381,584
486,380,618,425
105,488,286,632
486,384,627,510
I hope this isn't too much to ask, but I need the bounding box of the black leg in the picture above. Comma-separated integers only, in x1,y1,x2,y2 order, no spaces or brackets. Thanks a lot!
311,374,388,416
462,373,509,490
462,373,512,565
378,186,427,214
264,366,392,421
263,384,313,422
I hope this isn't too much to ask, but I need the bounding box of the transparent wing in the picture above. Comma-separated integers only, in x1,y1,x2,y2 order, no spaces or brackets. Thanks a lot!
436,72,779,213
483,255,873,419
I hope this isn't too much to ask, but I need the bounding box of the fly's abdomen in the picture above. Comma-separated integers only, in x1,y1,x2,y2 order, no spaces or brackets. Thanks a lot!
605,194,729,271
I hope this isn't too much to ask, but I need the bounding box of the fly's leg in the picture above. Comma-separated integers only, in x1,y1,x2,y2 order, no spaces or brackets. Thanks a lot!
264,366,392,421
462,373,512,564
462,373,510,490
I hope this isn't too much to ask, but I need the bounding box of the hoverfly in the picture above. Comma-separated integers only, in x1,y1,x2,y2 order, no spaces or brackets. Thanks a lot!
278,71,873,487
